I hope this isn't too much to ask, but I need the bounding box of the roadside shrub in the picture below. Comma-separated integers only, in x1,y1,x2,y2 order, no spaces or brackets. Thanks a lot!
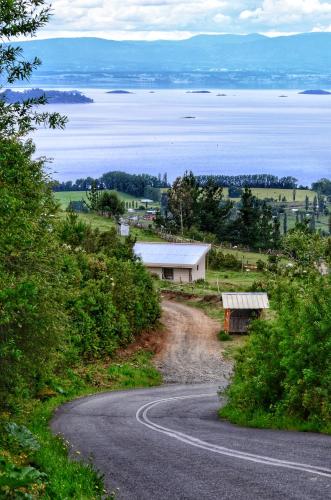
256,259,266,271
0,139,68,408
208,248,242,270
0,456,47,498
228,186,242,198
218,331,233,342
185,228,217,243
66,252,160,359
221,275,331,432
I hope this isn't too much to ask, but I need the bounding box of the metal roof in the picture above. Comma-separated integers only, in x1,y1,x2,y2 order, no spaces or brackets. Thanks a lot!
222,293,269,310
134,242,211,268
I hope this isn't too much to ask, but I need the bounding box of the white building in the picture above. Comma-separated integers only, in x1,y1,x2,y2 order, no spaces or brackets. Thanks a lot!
117,221,130,236
134,242,211,282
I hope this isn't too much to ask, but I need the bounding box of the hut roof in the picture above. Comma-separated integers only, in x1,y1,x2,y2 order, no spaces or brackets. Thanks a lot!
222,293,269,310
134,242,211,268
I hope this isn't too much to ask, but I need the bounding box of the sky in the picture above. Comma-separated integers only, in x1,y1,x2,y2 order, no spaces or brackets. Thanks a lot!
39,0,331,40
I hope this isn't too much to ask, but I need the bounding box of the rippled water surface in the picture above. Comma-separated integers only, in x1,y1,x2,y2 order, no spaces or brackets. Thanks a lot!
33,89,331,184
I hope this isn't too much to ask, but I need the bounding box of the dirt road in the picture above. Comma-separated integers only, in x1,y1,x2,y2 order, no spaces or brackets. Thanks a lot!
154,300,233,384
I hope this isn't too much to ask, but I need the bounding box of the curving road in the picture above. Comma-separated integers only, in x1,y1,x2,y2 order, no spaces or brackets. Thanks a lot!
52,302,331,498
51,384,331,499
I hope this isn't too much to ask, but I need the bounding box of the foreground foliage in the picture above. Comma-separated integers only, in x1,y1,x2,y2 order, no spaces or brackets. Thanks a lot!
0,2,161,497
0,350,161,498
220,271,331,433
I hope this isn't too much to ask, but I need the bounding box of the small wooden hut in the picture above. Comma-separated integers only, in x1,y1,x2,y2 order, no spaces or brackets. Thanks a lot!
221,293,269,333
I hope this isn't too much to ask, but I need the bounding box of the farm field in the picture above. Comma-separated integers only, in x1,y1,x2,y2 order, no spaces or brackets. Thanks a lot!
157,268,262,295
214,247,269,264
54,190,158,210
58,211,164,242
54,188,316,211
244,187,315,202
160,186,315,202
285,211,329,232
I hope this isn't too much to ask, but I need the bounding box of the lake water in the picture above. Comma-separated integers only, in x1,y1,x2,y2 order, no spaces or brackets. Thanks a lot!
33,89,331,184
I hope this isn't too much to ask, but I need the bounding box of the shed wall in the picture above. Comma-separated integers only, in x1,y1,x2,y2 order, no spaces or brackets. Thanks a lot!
147,267,163,279
173,268,191,283
147,266,191,282
191,255,206,281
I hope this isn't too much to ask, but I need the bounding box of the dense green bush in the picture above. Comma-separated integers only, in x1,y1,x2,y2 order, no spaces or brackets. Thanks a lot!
0,140,161,407
208,248,242,270
67,253,160,358
0,139,68,407
221,275,331,432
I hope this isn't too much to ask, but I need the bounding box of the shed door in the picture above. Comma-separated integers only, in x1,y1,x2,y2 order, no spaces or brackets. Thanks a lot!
163,268,174,280
230,310,259,333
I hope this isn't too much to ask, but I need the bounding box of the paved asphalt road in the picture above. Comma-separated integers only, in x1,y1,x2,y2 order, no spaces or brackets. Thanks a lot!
52,384,331,499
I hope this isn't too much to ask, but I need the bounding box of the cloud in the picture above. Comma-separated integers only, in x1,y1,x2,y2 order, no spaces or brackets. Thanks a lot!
40,0,331,39
49,0,230,31
240,1,331,27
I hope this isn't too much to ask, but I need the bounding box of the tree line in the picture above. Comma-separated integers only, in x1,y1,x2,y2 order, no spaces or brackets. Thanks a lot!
157,172,282,250
52,172,302,198
52,170,169,198
196,174,299,189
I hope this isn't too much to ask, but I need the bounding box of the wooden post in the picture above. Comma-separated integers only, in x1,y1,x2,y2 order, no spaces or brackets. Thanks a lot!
224,308,231,332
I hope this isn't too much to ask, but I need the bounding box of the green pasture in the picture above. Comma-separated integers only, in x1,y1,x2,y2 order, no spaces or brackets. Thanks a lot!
214,247,269,264
54,190,152,210
157,268,262,295
58,211,164,242
161,186,315,202
224,187,315,202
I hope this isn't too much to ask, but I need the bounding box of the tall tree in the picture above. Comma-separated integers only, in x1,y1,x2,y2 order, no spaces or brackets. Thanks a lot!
283,212,288,234
85,179,100,210
258,201,274,249
272,216,281,249
313,195,318,214
197,177,233,236
233,187,261,247
305,195,309,212
167,171,199,233
96,191,125,220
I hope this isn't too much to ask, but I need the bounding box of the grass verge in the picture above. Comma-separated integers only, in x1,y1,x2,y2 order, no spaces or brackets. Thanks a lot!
218,406,331,434
1,350,161,498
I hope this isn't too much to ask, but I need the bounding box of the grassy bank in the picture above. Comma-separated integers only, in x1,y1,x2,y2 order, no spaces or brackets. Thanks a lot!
218,406,331,434
1,351,161,499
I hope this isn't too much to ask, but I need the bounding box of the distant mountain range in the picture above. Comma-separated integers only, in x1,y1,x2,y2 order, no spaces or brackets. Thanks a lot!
12,33,331,88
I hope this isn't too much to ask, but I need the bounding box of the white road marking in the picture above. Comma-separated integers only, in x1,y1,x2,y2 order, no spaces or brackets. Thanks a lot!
136,393,331,478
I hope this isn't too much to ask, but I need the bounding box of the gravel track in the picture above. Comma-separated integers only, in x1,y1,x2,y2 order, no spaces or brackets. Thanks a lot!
154,300,233,385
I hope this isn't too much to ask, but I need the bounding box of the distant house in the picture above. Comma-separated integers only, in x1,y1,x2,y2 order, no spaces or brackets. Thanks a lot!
117,221,130,236
134,242,211,282
221,292,269,333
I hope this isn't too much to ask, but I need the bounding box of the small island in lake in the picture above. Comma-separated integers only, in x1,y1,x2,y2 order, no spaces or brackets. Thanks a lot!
186,90,211,94
1,88,93,103
107,90,134,94
299,89,331,95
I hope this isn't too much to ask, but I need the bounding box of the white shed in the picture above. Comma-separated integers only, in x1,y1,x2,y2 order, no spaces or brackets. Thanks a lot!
134,242,211,282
